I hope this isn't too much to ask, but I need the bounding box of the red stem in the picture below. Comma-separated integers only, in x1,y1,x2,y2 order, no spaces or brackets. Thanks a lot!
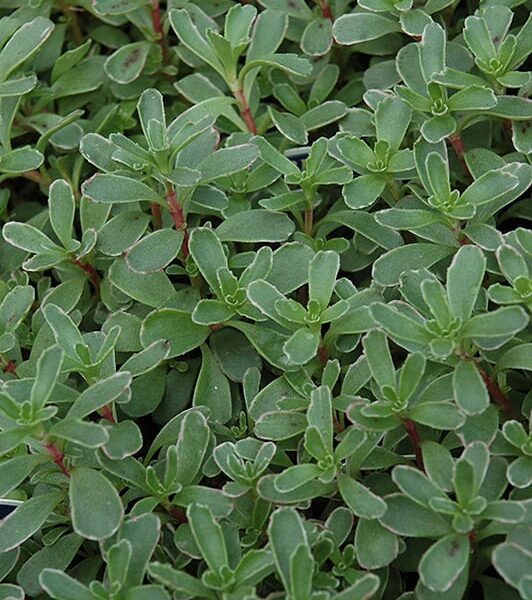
167,505,188,523
44,442,70,477
21,170,48,186
403,418,425,471
71,258,100,295
2,360,18,376
448,133,471,178
233,89,257,135
166,187,189,258
318,345,329,365
478,368,513,418
100,405,116,424
319,0,333,20
151,202,162,230
333,415,344,434
150,0,170,65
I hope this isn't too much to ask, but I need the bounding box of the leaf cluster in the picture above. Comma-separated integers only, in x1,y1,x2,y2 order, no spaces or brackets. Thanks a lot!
0,0,531,599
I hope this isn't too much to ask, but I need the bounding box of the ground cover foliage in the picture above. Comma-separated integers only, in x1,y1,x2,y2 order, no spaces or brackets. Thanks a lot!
0,0,531,597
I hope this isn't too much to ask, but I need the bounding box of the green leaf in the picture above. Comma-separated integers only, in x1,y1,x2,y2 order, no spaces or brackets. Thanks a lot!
0,17,54,82
301,19,333,57
461,306,528,340
192,299,234,325
268,508,308,593
0,429,29,455
93,0,148,14
104,42,150,85
338,475,387,518
0,147,43,174
0,75,37,97
419,22,446,83
70,467,123,540
2,222,58,254
216,210,295,242
409,402,465,430
446,245,486,323
336,135,376,171
421,115,457,143
255,411,307,441
447,86,497,111
0,455,44,497
0,492,63,553
334,574,381,600
460,169,519,207
172,411,210,487
463,15,496,64
189,227,228,296
225,4,257,47
173,486,232,518
373,244,455,287
283,328,320,366
137,88,167,151
39,569,90,600
274,464,323,492
43,304,85,361
109,257,175,307
380,494,452,537
51,56,105,99
492,542,532,598
333,14,401,45
370,303,432,345
269,108,308,145
507,457,532,489
254,136,300,177
147,563,215,599
425,151,451,202
141,309,210,358
82,175,164,205
102,421,143,460
126,229,183,274
17,533,82,597
234,549,275,588
375,96,412,150
308,385,333,450
355,518,399,569
193,344,232,424
0,285,35,333
50,419,109,448
399,353,426,402
289,544,313,599
68,372,132,419
496,344,532,373
484,96,532,120
48,179,75,247
419,534,470,592
309,250,339,310
343,174,386,209
363,329,396,390
247,10,287,61
497,244,528,283
200,144,258,182
187,504,228,573
452,361,489,416
392,465,447,507
169,9,223,74
244,54,312,78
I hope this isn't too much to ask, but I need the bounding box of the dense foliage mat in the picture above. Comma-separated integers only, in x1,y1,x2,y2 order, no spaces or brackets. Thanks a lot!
0,0,531,598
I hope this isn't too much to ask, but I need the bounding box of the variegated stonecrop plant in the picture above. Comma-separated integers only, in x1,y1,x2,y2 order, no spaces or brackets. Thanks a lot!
0,0,531,598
